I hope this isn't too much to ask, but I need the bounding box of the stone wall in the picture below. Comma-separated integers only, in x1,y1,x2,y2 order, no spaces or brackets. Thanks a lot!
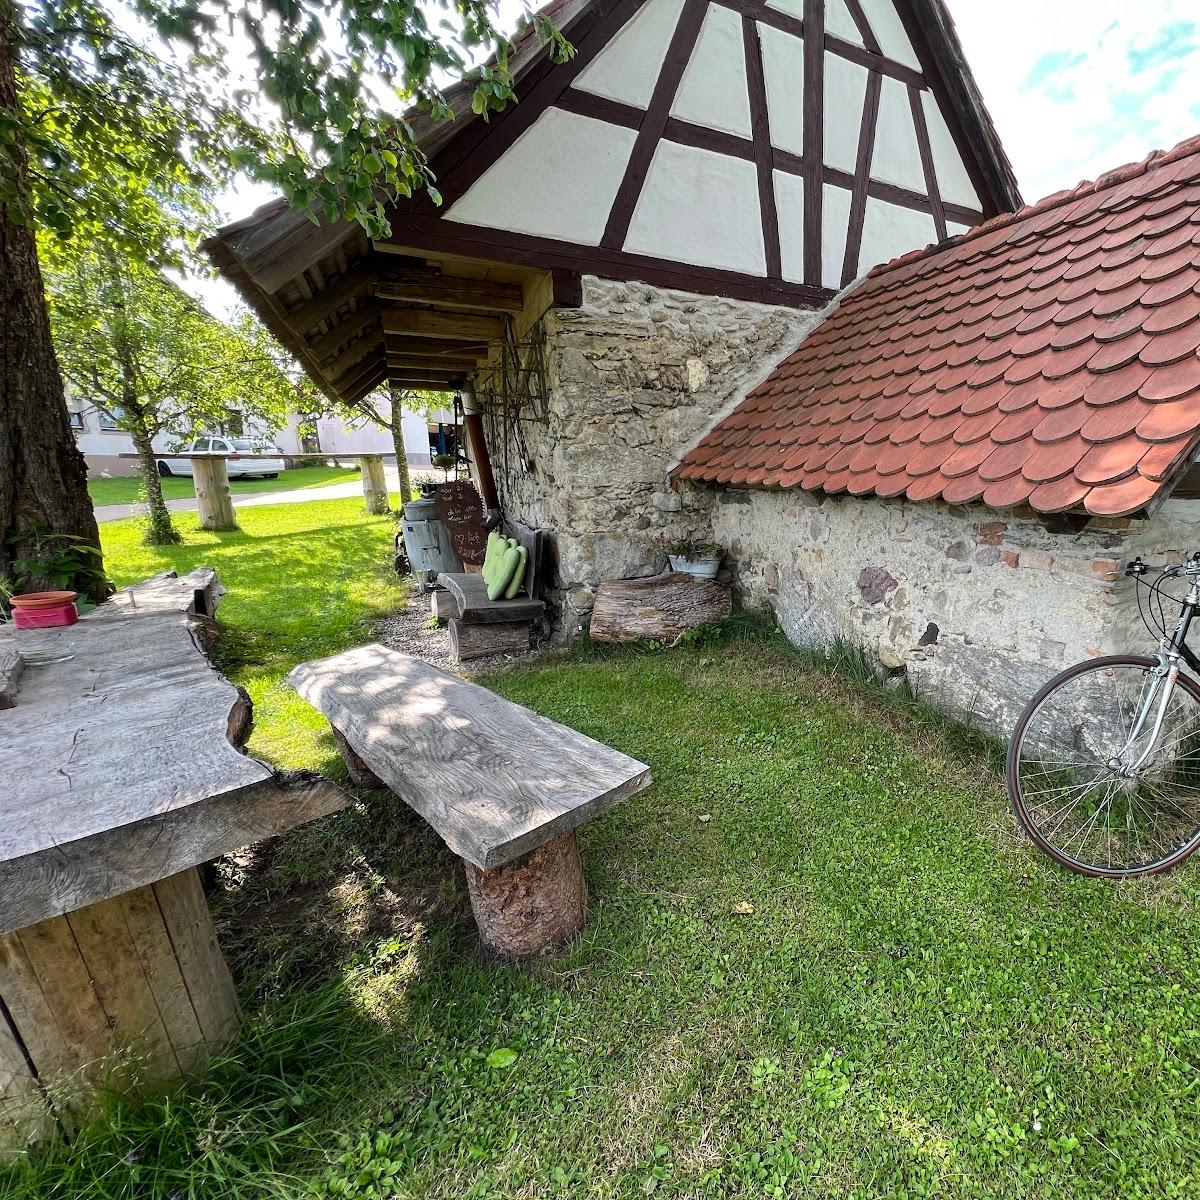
706,486,1162,735
486,276,823,636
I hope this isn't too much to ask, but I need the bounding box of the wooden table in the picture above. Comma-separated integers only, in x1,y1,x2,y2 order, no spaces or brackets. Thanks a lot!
0,569,347,1150
116,451,398,527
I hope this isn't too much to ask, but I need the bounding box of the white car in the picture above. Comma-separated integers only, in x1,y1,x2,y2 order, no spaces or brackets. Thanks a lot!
157,436,287,479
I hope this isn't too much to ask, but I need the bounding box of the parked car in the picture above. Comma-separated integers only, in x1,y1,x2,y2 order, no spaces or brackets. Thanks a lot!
157,436,287,479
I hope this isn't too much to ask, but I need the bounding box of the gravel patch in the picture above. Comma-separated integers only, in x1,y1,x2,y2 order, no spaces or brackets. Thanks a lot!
375,580,547,676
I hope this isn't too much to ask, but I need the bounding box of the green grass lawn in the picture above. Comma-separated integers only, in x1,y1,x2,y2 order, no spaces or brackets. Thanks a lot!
87,463,362,507
7,504,1200,1198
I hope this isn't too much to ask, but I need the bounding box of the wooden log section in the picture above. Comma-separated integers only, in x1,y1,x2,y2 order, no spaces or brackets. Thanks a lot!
0,869,239,1149
332,728,384,789
590,572,733,643
449,618,530,661
191,457,237,531
430,588,461,622
356,454,389,514
463,832,587,959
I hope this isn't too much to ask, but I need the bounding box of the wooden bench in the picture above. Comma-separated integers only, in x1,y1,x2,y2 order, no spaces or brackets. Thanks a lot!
434,519,546,661
288,644,652,958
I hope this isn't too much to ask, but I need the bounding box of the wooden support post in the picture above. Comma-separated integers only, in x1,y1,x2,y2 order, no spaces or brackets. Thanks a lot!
331,727,384,789
430,588,461,623
0,869,239,1151
357,455,389,515
448,618,530,661
191,457,237,531
462,832,587,959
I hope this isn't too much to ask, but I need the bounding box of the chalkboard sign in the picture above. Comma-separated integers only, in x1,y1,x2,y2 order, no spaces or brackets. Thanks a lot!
434,480,484,527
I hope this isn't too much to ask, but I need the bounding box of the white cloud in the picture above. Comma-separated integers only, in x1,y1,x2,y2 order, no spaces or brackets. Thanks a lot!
949,0,1200,205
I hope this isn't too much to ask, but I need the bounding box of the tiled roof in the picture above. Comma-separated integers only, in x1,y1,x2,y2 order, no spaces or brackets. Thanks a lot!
675,135,1200,517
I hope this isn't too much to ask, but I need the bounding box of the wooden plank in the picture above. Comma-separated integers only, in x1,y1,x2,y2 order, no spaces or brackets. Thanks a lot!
233,212,358,297
381,308,503,342
909,81,948,241
386,355,481,374
306,303,381,361
283,263,375,335
743,16,781,279
0,1004,51,1154
100,567,224,619
375,271,524,312
152,871,239,1054
287,645,653,870
601,0,709,249
841,70,882,287
802,0,825,287
64,894,181,1078
381,335,490,359
0,649,23,711
324,328,385,383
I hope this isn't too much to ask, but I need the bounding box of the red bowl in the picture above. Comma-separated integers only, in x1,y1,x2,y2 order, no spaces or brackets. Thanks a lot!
10,590,78,610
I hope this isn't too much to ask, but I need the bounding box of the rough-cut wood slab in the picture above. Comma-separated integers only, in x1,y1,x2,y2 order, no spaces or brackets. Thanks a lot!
464,831,587,958
99,567,225,618
449,618,530,662
0,649,22,711
590,572,732,643
430,588,460,622
288,644,652,869
0,582,348,934
436,571,544,624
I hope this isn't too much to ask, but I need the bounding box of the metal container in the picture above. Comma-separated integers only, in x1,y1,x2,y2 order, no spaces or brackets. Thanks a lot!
402,498,438,522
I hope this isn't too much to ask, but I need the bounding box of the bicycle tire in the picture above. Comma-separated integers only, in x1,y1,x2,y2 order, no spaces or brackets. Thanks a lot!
1007,655,1200,878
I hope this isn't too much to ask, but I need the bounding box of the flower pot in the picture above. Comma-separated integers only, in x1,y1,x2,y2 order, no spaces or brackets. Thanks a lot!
668,554,722,580
10,590,77,611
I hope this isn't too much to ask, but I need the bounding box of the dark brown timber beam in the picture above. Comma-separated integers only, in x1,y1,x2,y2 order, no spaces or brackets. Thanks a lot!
375,271,524,313
381,308,503,342
307,303,381,361
382,334,490,359
283,263,375,334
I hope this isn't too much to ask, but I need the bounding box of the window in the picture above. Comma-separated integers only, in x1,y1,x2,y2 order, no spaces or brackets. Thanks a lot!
191,438,211,453
67,410,84,430
97,407,124,431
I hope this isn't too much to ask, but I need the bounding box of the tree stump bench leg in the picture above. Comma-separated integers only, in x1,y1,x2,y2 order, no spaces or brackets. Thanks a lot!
0,868,239,1151
462,832,588,959
331,727,385,789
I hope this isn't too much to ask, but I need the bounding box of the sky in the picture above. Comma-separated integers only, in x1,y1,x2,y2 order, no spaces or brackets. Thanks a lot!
189,0,1200,317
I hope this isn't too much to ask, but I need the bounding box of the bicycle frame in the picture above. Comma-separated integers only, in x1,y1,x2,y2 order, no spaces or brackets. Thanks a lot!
1111,573,1200,777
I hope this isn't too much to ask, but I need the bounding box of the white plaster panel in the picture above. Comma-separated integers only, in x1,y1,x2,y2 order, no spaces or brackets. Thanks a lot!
765,0,804,17
859,0,921,69
445,108,637,246
671,4,752,138
921,90,981,210
574,0,687,109
823,54,868,173
871,75,926,193
759,23,804,156
859,196,937,270
822,183,853,287
825,0,863,45
625,140,766,275
774,170,804,284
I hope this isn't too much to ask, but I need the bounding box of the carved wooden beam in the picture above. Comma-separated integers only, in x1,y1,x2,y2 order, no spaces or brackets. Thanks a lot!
375,270,524,313
283,264,375,335
306,303,381,361
381,308,502,342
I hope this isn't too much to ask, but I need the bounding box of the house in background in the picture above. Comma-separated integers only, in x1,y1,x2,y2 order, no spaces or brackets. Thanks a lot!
200,0,1200,733
68,393,451,475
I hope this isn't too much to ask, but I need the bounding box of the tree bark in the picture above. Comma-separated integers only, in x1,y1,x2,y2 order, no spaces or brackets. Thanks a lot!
590,572,733,643
0,0,106,602
388,387,413,506
127,416,179,545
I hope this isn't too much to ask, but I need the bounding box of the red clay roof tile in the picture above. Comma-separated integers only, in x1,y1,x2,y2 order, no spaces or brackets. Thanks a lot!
674,134,1200,515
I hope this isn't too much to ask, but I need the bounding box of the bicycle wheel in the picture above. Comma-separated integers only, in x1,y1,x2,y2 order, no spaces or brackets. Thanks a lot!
1008,655,1200,877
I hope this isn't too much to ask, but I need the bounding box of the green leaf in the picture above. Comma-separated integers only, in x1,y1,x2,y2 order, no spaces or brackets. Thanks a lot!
485,1048,518,1070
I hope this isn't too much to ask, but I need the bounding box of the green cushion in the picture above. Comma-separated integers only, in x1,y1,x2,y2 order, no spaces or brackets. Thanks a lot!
481,531,506,590
487,544,522,601
503,545,528,600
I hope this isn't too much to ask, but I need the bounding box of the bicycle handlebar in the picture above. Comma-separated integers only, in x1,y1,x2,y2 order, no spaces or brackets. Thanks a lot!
1126,554,1200,578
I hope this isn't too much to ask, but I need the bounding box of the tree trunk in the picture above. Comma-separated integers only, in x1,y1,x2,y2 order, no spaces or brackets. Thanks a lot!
388,387,413,505
0,1,106,603
128,418,179,545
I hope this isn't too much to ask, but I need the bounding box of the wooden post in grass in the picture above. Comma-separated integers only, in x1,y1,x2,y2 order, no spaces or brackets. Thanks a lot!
191,457,237,531
356,455,389,514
